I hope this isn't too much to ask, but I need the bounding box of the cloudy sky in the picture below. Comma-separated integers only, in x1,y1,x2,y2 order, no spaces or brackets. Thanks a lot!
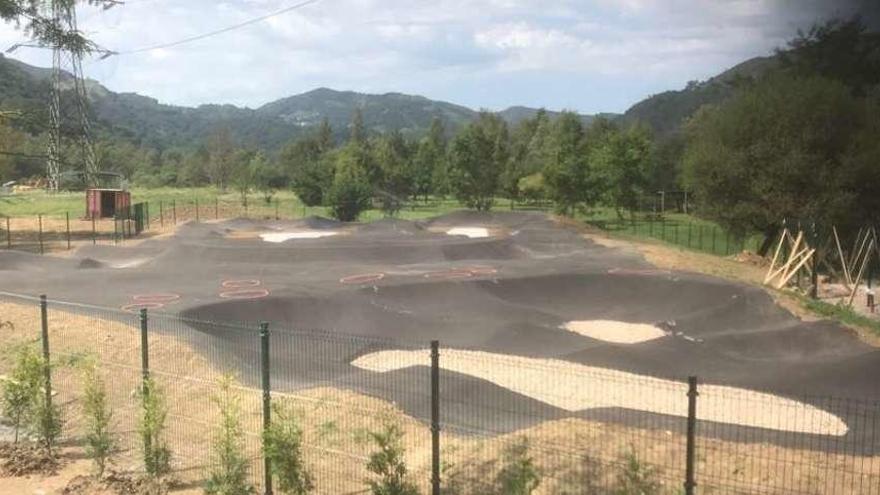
0,0,872,113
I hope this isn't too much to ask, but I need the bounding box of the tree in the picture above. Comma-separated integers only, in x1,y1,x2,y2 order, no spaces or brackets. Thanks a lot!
0,1,117,54
282,133,334,208
542,112,597,215
682,73,864,254
350,108,367,145
374,131,414,216
447,112,508,211
263,401,314,495
204,374,254,495
82,364,114,477
777,17,880,97
504,110,549,203
139,376,172,479
326,144,372,221
413,117,446,201
207,127,236,190
592,124,653,218
365,421,419,495
249,152,282,204
231,149,257,206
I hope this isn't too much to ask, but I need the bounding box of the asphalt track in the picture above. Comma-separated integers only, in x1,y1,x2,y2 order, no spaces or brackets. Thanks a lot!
1,211,879,451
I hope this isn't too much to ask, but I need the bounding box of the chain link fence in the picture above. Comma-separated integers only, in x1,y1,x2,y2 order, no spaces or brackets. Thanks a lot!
1,292,879,494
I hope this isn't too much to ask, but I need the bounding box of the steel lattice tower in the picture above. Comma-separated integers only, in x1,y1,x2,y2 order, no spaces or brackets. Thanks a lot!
46,0,98,191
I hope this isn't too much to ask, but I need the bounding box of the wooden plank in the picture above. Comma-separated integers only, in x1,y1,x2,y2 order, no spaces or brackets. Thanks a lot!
764,228,788,285
776,248,816,289
848,238,874,306
833,226,852,286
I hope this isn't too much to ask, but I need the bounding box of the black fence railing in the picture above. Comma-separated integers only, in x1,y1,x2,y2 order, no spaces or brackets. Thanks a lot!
1,292,878,494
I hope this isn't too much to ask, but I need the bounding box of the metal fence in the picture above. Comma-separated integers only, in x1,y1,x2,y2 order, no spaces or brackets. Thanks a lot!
1,293,880,494
584,215,765,258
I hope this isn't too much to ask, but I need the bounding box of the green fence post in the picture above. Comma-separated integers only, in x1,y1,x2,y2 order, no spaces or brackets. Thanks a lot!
661,218,666,241
698,225,703,251
39,295,52,415
159,201,164,228
685,376,698,495
711,227,717,254
172,200,177,225
215,197,219,220
260,322,273,495
38,214,44,255
145,202,150,230
65,212,71,250
195,199,200,223
275,200,279,221
140,308,150,383
687,222,692,249
140,308,152,466
431,340,441,495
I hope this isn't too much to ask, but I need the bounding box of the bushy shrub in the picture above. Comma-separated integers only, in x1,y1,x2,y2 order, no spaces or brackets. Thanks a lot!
495,438,540,495
614,450,661,495
0,345,43,444
365,420,419,495
82,364,114,477
138,376,172,478
205,374,254,495
263,400,313,494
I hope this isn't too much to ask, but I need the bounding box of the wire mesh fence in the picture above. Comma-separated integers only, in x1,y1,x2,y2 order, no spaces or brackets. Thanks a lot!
1,291,879,494
584,214,765,258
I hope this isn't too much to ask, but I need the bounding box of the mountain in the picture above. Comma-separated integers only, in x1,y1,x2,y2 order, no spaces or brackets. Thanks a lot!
0,51,778,149
620,56,778,135
0,55,602,151
257,87,477,134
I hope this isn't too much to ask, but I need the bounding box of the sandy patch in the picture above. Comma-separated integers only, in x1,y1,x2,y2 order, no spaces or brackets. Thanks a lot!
352,349,847,436
563,320,666,344
446,227,489,238
260,231,338,242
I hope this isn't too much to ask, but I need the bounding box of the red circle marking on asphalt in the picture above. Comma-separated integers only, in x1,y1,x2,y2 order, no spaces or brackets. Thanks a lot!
219,288,270,300
221,279,262,289
424,269,474,280
340,273,386,285
121,302,165,312
132,293,181,303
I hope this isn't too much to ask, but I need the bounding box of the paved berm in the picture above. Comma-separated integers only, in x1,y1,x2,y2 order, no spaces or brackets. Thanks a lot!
2,211,878,450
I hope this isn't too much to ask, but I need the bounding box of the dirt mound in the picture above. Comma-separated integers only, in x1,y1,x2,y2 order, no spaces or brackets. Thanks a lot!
301,215,342,230
77,257,105,269
63,471,173,495
355,218,425,236
0,442,58,476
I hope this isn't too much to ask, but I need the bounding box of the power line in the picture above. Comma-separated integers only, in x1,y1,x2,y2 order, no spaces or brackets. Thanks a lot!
106,0,325,57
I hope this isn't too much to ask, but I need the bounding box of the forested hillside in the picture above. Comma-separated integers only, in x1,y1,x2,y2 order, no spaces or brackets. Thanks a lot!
620,56,778,135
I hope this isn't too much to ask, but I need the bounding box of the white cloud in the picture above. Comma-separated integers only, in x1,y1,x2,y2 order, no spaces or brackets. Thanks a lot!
0,0,866,113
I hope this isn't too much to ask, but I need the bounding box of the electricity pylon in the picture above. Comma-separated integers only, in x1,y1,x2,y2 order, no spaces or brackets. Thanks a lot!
46,0,99,191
